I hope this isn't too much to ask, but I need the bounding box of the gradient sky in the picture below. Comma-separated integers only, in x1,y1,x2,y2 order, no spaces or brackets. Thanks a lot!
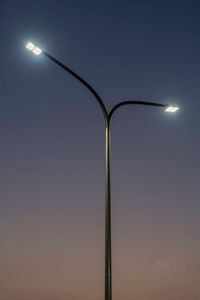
1,1,200,299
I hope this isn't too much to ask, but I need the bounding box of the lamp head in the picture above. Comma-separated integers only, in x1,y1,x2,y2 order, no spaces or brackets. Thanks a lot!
25,42,42,55
165,106,179,113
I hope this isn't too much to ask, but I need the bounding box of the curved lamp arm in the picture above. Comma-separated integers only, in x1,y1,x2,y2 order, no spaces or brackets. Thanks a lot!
43,51,108,121
108,100,168,122
25,43,178,124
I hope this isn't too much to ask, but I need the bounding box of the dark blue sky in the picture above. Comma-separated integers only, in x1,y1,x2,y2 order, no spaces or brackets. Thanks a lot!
1,1,200,299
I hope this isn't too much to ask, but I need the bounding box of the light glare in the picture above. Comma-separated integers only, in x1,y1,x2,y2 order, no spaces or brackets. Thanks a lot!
32,47,42,55
26,42,35,51
165,106,179,113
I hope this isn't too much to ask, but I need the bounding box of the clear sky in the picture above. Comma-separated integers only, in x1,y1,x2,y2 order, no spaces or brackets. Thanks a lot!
1,1,200,299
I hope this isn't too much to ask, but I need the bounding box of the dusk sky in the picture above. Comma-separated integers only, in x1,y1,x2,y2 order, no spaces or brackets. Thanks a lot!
1,1,200,299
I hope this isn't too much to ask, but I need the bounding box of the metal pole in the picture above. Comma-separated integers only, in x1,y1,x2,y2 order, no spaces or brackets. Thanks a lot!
36,50,168,300
105,101,166,300
43,50,113,300
105,121,112,300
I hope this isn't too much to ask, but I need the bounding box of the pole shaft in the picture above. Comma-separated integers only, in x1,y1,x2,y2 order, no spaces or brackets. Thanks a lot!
105,122,112,300
34,51,169,300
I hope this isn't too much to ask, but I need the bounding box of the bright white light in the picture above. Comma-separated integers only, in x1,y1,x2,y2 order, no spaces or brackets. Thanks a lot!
25,42,42,55
26,42,35,51
165,106,179,113
32,47,42,55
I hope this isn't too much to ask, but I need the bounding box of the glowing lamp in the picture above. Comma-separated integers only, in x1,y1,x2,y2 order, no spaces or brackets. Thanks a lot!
165,106,179,113
25,42,42,55
26,42,35,51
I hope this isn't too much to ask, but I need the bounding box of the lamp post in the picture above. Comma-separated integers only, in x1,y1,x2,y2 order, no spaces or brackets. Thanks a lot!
25,42,179,300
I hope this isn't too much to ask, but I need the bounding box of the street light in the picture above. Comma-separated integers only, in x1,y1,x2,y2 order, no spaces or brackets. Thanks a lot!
25,41,179,300
165,106,179,113
26,42,42,55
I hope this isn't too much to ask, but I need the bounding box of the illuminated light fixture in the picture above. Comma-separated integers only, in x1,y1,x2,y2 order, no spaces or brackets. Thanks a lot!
33,46,42,55
25,42,42,55
26,42,35,51
165,106,179,113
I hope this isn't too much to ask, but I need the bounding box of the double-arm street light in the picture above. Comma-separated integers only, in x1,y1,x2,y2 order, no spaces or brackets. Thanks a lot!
25,41,179,300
